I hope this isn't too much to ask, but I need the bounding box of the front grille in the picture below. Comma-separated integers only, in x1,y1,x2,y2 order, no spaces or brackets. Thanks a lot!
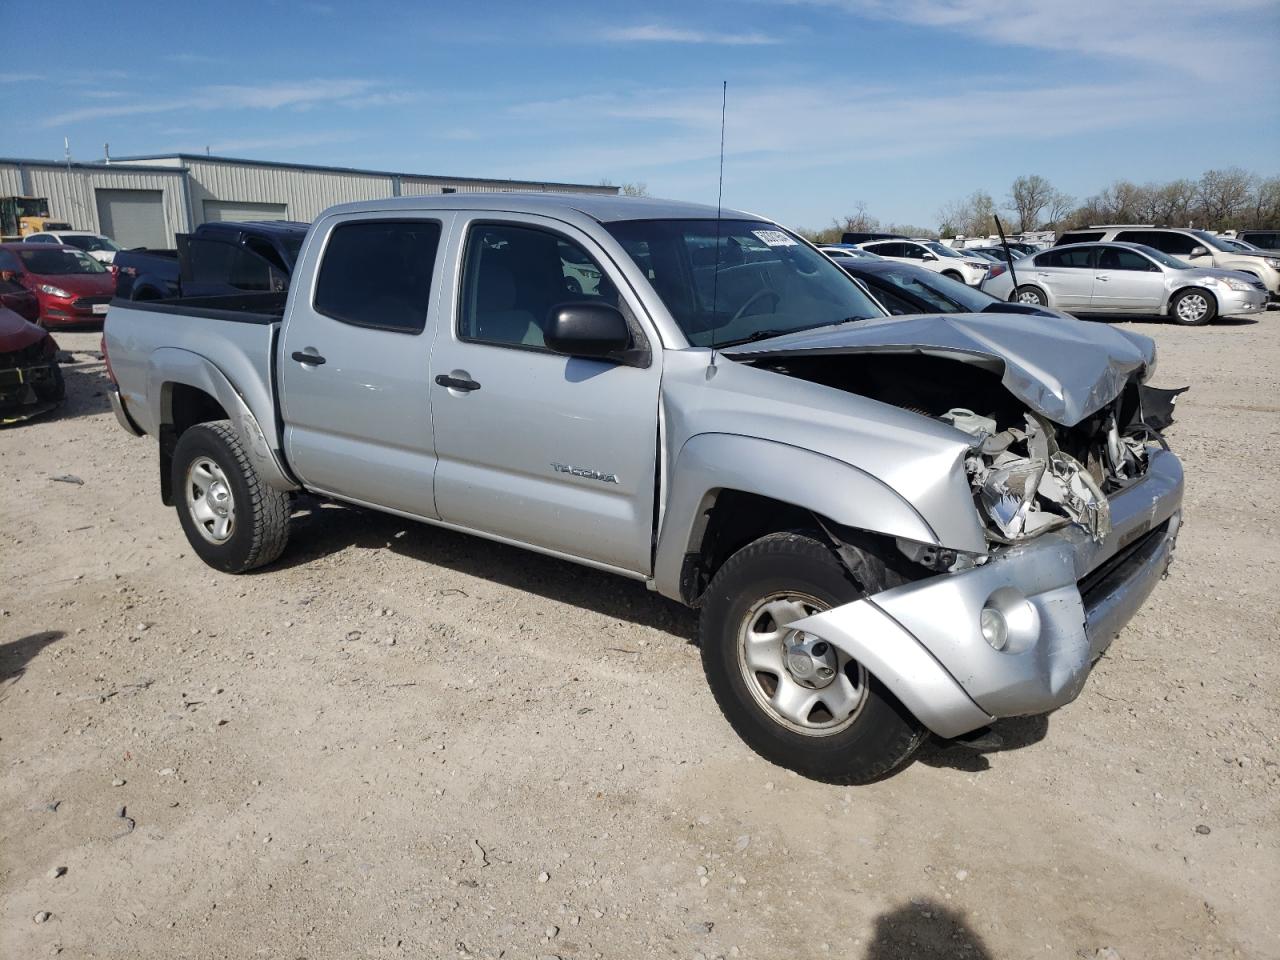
72,296,111,309
1079,519,1169,602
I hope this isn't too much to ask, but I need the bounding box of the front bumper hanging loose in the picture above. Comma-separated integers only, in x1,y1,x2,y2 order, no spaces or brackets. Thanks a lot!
790,449,1184,738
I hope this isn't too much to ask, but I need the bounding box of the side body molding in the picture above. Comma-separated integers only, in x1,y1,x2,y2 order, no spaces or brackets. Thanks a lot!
652,432,940,599
147,348,299,495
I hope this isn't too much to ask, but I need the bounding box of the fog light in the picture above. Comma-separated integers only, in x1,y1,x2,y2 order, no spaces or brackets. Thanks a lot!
980,607,1009,651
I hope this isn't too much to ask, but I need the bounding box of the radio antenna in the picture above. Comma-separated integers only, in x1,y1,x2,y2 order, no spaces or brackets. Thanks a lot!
709,80,727,369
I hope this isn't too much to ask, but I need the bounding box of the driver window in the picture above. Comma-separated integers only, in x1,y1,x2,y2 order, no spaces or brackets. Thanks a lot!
1098,247,1154,271
459,223,618,350
902,243,927,260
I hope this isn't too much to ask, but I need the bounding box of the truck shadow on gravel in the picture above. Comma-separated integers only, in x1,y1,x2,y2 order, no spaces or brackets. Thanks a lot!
272,499,697,639
863,899,993,959
915,714,1051,773
0,631,64,692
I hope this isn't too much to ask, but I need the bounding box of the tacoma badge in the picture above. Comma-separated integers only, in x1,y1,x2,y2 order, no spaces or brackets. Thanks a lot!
551,462,619,484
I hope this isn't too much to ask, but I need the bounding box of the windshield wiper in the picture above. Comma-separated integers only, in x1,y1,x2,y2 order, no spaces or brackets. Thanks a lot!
717,328,799,347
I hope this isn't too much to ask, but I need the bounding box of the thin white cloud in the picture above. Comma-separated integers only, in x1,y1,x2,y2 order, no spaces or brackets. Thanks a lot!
600,24,780,45
783,0,1278,77
206,131,358,153
510,77,1222,180
0,72,42,82
42,79,385,127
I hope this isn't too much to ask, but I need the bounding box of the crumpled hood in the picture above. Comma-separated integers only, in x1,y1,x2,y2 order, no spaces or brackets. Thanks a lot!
723,312,1154,427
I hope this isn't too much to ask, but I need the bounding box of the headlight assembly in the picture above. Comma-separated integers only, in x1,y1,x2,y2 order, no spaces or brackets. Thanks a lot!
979,458,1046,539
39,284,72,298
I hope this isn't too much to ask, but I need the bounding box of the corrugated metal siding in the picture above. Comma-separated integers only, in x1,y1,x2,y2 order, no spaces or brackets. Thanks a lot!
181,159,394,225
0,163,189,242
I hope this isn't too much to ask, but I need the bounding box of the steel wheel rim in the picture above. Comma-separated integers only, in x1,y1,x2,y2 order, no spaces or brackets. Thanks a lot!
186,456,236,544
1177,294,1208,322
736,591,869,737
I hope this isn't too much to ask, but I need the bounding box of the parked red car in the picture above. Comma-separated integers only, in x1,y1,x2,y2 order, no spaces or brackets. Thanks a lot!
0,243,116,327
1,304,64,423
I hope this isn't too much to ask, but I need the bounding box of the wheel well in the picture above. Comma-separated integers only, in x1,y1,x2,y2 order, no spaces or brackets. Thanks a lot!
158,383,229,505
1171,285,1216,306
677,490,921,605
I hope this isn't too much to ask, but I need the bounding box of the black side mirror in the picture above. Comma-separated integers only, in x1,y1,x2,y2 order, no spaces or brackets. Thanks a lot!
545,302,647,366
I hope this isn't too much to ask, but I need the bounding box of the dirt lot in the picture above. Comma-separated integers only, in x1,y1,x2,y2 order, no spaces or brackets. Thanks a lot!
3,317,1278,960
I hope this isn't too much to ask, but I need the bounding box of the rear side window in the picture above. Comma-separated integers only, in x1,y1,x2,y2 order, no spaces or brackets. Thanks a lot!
1036,248,1095,268
1057,231,1104,245
1241,231,1278,248
314,220,442,333
1114,230,1198,256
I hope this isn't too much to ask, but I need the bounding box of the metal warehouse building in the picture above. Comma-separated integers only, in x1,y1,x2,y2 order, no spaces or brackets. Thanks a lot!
0,154,618,249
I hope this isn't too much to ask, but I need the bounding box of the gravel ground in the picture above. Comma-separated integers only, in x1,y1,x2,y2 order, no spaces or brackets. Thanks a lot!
2,317,1277,959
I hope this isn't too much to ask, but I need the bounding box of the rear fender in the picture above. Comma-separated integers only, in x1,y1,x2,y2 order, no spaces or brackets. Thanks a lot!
149,348,298,499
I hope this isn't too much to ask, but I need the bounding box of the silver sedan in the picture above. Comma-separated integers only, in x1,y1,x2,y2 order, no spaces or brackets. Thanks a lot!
982,241,1269,325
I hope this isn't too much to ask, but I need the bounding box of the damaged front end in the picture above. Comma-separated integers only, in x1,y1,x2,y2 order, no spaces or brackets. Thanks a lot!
948,398,1153,547
1,333,63,425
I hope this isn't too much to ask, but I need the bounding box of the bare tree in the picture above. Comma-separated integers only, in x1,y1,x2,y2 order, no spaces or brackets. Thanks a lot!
1009,175,1053,232
597,179,650,197
1153,179,1196,226
1248,176,1280,227
1046,189,1075,227
1196,168,1254,226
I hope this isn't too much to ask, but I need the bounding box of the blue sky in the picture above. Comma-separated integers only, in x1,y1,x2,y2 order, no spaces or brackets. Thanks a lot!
4,0,1278,230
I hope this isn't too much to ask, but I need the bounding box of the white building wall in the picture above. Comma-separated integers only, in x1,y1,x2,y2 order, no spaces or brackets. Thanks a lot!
178,159,395,225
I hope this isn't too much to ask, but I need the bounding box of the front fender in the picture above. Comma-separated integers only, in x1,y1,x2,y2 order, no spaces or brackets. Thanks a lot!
148,348,298,495
652,432,946,599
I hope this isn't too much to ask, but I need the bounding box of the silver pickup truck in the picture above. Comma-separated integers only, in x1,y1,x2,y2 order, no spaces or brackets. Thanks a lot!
104,194,1184,783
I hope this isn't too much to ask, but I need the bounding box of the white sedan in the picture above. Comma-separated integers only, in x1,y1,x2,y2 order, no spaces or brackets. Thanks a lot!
23,231,123,263
855,238,991,286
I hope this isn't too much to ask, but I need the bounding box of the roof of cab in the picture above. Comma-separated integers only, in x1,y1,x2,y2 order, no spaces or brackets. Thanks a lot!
321,192,755,224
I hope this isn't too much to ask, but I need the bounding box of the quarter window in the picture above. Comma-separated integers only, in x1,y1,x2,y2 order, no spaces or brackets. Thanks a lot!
314,220,442,333
458,223,618,350
1114,230,1197,256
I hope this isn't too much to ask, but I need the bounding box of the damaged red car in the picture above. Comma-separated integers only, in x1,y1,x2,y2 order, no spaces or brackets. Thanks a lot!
0,243,116,327
0,303,64,424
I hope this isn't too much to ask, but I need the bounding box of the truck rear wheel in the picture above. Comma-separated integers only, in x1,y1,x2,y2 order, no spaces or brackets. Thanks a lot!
699,531,925,784
172,420,290,573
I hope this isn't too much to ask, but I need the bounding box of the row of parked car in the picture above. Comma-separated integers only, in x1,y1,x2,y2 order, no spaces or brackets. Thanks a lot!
819,224,1279,326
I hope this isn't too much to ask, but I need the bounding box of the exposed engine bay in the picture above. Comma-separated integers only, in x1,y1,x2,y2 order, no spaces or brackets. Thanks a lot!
744,352,1167,547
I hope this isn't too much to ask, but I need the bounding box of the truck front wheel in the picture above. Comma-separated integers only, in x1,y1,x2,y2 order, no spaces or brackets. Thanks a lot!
699,531,925,784
171,420,291,573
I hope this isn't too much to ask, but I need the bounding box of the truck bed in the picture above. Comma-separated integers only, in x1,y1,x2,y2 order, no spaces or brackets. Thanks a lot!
104,293,286,442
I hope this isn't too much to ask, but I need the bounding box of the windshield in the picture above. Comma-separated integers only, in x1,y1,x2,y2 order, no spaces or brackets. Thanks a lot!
59,234,121,253
922,241,964,258
606,219,884,347
17,248,108,275
1130,244,1191,269
878,267,996,312
1189,230,1230,252
1216,237,1257,252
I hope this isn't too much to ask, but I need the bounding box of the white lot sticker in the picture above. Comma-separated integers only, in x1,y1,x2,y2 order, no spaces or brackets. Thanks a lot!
751,229,797,248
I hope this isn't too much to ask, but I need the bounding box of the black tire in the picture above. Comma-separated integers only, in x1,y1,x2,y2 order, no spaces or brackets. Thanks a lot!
1168,287,1217,326
33,363,65,402
564,276,582,295
1013,284,1047,306
171,420,290,573
942,270,965,282
699,531,926,784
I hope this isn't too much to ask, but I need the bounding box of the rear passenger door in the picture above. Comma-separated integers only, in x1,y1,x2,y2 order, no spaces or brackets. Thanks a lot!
279,214,453,518
1028,247,1096,307
428,214,662,575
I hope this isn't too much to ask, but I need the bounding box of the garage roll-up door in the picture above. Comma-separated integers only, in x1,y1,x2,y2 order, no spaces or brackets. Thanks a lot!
95,189,167,249
203,200,288,222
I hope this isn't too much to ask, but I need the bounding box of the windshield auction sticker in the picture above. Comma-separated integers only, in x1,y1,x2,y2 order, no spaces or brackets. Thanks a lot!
751,229,797,247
